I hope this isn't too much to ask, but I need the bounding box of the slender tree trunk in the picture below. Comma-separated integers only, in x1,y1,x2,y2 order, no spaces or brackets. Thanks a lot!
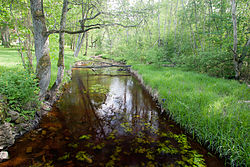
84,32,88,56
0,26,10,48
11,7,26,69
17,44,26,69
201,2,206,52
208,0,222,47
163,5,168,39
180,0,185,44
106,28,112,52
167,1,173,36
157,10,161,46
74,33,85,57
50,0,68,98
25,33,33,70
207,1,211,49
70,34,76,50
126,29,129,44
90,35,93,47
190,25,197,51
30,0,51,98
74,34,81,54
174,0,179,42
193,0,203,50
231,0,240,80
25,8,34,71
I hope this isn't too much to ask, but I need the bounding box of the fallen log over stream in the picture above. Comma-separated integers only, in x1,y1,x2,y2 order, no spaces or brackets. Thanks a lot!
72,65,131,68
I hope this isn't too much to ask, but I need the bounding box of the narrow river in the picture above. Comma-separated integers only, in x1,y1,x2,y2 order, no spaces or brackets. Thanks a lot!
1,61,225,167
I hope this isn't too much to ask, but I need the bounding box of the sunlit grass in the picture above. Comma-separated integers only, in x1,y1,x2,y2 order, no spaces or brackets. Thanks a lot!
0,46,83,88
0,46,22,66
132,64,250,166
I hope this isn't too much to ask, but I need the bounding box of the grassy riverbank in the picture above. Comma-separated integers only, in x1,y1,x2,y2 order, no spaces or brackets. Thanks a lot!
0,46,80,123
131,64,249,166
0,46,78,87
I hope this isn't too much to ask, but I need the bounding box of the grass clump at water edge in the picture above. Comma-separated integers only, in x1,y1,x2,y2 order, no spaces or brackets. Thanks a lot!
132,64,249,167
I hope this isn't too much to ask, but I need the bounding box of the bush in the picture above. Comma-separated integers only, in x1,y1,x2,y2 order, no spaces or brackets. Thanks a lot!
0,66,40,118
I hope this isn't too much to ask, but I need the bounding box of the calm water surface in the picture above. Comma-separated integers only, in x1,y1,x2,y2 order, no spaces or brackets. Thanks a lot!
1,64,225,167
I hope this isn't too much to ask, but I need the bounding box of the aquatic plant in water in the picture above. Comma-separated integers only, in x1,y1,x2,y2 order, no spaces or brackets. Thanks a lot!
58,153,70,161
79,134,91,140
75,151,93,163
89,84,109,94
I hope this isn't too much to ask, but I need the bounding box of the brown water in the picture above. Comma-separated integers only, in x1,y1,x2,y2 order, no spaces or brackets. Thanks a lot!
1,63,226,167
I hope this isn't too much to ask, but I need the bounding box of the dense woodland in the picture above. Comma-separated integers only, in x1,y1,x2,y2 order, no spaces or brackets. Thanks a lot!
0,0,249,166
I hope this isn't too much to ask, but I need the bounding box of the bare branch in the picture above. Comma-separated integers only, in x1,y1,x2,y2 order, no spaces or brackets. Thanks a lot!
47,27,100,35
85,12,102,20
47,20,143,35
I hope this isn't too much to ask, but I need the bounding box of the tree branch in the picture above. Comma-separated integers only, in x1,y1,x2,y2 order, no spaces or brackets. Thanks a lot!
47,20,143,35
47,27,101,35
84,12,102,20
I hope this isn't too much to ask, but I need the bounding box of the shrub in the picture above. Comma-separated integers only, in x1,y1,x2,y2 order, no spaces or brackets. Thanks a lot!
0,66,40,118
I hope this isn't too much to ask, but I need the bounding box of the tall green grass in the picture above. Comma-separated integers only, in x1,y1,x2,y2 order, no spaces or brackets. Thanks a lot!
0,46,82,88
0,46,81,124
132,64,249,166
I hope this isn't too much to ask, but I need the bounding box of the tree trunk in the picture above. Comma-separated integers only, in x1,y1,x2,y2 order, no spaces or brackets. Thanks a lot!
106,28,112,52
18,45,26,69
25,8,34,71
70,34,76,50
0,26,10,48
74,33,85,57
167,1,173,36
74,34,81,55
231,0,240,80
84,32,88,56
193,0,202,50
157,10,161,46
180,0,185,44
11,7,26,69
174,0,179,42
50,0,68,99
126,29,129,44
25,33,33,71
30,0,51,98
163,5,168,39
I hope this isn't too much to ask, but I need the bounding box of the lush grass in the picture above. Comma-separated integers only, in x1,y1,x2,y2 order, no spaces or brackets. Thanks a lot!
0,45,82,123
130,64,249,166
0,46,40,122
0,46,22,66
0,46,84,88
0,66,40,121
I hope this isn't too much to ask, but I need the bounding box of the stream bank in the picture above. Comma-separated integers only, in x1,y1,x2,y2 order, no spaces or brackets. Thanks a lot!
129,64,249,166
0,100,52,161
0,60,226,167
0,69,72,162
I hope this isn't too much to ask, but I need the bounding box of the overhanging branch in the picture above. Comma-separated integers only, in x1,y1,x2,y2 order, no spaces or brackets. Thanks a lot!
47,27,101,35
47,20,143,35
